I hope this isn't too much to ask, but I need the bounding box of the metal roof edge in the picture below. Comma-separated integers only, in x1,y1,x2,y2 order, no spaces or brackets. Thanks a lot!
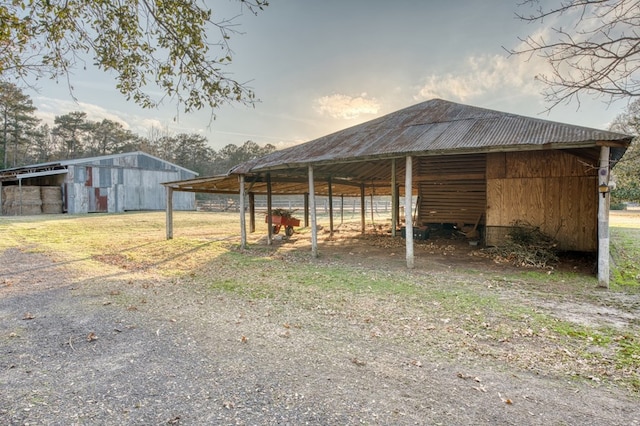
240,142,607,173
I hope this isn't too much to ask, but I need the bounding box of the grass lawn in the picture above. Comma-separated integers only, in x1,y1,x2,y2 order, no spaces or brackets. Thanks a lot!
1,210,639,392
610,210,640,289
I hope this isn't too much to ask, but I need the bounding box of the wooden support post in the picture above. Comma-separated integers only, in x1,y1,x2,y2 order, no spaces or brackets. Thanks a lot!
360,183,366,234
309,166,318,258
266,173,273,246
405,156,414,269
341,194,344,225
391,159,397,236
239,175,247,249
328,176,334,237
370,192,374,224
249,192,255,233
165,186,173,240
598,146,611,288
303,192,309,227
19,178,22,216
395,186,400,228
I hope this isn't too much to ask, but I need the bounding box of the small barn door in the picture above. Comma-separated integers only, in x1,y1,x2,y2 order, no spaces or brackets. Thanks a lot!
88,188,108,213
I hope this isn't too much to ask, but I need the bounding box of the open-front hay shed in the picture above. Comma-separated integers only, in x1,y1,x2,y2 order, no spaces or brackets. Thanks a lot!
0,151,197,215
162,99,632,283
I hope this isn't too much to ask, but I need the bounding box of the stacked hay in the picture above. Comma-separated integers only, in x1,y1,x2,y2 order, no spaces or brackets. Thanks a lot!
1,186,42,215
41,186,63,214
1,186,13,215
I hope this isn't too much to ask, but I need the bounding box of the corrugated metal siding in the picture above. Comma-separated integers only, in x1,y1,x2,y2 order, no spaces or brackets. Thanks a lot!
99,168,111,187
61,153,196,213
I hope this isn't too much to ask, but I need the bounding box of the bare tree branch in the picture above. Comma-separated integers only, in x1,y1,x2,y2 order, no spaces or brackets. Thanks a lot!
510,0,640,110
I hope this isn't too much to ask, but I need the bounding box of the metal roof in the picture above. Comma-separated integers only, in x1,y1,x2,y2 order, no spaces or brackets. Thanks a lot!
0,151,198,182
162,99,632,197
231,98,632,174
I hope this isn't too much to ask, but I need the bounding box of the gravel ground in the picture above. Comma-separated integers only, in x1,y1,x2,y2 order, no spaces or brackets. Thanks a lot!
1,245,639,425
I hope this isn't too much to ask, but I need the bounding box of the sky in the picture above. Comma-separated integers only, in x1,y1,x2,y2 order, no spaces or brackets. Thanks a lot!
28,0,632,151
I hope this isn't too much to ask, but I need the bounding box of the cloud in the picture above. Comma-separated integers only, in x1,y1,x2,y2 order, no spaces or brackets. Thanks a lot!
415,50,548,103
314,93,381,119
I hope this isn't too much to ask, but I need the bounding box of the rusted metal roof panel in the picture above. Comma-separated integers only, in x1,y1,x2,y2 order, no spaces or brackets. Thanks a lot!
232,99,631,174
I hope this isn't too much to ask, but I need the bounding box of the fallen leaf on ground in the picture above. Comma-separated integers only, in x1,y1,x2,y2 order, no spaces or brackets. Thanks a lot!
22,312,35,320
87,332,98,342
351,357,366,366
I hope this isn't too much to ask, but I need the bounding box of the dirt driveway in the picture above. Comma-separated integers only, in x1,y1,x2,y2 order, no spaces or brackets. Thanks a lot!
1,226,639,425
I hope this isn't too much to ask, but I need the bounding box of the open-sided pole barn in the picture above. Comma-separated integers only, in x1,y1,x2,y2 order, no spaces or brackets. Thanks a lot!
163,99,632,287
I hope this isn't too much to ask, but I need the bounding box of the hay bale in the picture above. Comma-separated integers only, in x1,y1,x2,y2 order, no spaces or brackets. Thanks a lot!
14,202,42,215
2,186,18,204
41,186,63,214
1,186,42,215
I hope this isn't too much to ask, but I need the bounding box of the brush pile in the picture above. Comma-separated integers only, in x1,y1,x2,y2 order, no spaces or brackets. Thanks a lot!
485,220,559,269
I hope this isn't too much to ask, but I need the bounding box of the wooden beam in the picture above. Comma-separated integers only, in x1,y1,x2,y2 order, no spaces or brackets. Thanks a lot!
309,166,318,258
596,140,632,148
304,192,309,227
239,175,246,249
165,186,173,240
391,159,397,236
328,176,334,237
360,183,366,234
249,192,255,233
598,146,611,288
405,156,414,269
266,173,272,246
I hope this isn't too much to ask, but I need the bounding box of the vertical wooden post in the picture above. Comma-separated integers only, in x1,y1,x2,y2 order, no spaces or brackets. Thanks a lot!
328,176,334,237
341,194,344,225
239,175,246,249
405,156,414,269
360,183,366,234
370,192,374,224
391,159,397,236
395,186,401,228
598,146,611,288
266,173,273,245
249,192,255,233
19,178,22,216
308,166,318,258
165,186,173,240
304,192,309,227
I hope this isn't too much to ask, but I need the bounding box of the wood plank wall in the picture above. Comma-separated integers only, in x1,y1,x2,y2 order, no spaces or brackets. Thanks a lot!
486,150,598,251
417,154,486,226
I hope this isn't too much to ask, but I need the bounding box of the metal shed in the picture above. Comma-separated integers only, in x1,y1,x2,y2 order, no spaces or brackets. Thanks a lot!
0,151,197,214
163,99,633,286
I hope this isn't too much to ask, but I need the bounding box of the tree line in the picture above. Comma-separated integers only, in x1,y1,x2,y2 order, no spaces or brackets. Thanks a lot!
0,82,275,176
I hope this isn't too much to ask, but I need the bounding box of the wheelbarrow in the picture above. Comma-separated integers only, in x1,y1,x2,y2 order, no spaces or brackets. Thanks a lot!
265,214,301,237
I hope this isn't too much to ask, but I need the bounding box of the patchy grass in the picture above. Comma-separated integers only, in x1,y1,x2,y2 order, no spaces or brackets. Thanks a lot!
1,211,639,392
610,211,640,289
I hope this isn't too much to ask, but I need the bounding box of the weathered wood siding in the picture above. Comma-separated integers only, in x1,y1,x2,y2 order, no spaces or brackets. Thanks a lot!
417,154,486,226
486,151,598,251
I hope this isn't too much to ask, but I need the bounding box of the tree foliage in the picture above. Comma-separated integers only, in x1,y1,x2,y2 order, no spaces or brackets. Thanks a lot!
0,81,277,176
511,0,640,109
609,98,640,202
0,82,39,168
0,0,268,113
